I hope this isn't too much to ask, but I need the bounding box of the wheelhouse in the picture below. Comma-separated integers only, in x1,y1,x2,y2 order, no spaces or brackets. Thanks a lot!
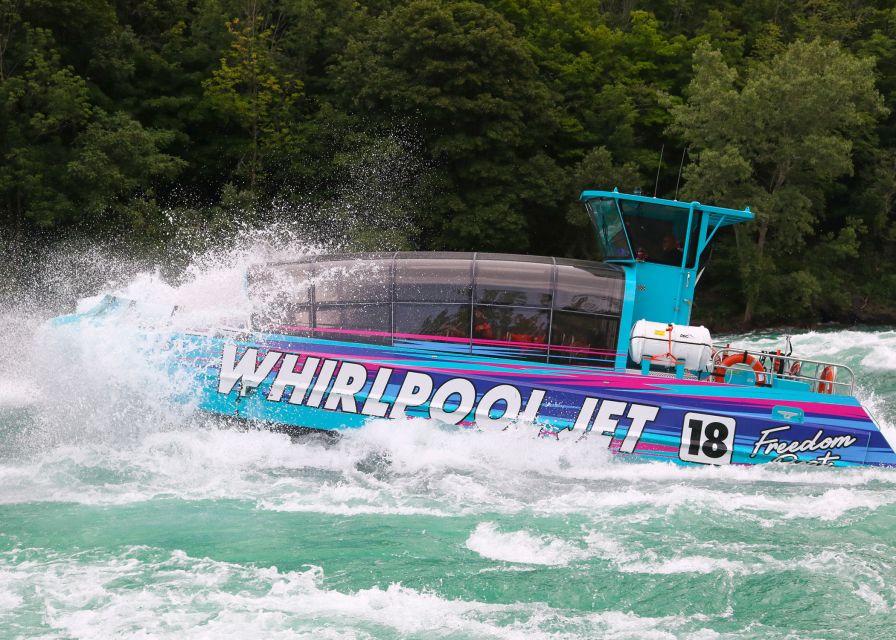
581,189,753,331
248,252,626,368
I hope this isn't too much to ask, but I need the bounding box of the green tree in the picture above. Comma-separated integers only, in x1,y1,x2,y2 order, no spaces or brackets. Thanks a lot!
202,1,303,193
0,23,184,241
334,0,563,251
671,40,886,325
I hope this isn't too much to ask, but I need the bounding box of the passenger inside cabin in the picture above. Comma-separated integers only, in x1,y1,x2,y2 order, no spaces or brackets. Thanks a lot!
658,234,683,266
473,309,494,340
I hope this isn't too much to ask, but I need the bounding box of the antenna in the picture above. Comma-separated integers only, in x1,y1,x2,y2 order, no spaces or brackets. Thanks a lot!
674,146,689,201
653,144,664,197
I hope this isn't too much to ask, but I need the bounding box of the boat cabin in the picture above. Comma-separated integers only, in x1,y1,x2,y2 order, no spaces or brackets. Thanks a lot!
247,190,755,372
248,252,626,368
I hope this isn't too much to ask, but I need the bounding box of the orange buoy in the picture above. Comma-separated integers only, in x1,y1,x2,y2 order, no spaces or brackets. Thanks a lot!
712,353,767,385
818,366,836,394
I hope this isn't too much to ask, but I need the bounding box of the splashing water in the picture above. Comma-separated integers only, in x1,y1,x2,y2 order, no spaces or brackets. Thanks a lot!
1,241,895,640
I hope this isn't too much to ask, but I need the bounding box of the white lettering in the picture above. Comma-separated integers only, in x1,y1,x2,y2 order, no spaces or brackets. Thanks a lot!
593,400,629,436
618,404,660,453
305,359,337,408
218,344,281,396
572,397,599,432
390,372,434,419
429,378,476,424
519,389,546,423
751,426,858,463
750,426,790,458
361,367,394,417
267,355,320,403
323,362,369,413
475,385,522,428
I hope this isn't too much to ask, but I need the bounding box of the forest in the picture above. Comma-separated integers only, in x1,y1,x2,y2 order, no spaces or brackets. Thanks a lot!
2,0,896,327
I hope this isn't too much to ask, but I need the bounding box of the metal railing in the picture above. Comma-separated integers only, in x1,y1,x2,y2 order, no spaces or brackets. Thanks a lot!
709,345,855,396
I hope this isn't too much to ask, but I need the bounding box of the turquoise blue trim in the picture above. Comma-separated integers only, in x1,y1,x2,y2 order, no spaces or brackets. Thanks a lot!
615,264,637,369
579,190,753,227
681,203,696,269
698,214,727,256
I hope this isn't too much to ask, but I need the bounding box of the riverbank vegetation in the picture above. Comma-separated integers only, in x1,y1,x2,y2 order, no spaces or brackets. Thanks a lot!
2,0,895,327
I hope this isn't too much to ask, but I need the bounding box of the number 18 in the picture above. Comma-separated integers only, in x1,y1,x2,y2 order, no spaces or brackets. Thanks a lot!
679,412,736,465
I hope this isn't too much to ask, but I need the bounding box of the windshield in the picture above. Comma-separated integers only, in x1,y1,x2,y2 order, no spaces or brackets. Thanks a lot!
618,200,701,267
587,198,632,260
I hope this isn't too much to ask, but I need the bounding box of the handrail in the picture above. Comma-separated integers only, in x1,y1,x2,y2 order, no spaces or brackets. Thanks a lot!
710,345,855,396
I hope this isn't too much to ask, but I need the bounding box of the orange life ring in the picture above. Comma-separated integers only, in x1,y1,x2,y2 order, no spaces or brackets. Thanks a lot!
789,361,802,378
818,366,836,394
712,353,766,385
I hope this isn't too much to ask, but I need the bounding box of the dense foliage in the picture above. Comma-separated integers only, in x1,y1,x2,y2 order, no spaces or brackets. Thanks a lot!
2,0,896,326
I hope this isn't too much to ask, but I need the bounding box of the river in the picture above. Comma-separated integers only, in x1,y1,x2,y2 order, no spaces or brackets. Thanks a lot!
1,252,894,639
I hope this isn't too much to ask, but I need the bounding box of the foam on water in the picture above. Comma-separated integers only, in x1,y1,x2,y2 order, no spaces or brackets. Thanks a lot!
0,545,731,640
465,522,590,566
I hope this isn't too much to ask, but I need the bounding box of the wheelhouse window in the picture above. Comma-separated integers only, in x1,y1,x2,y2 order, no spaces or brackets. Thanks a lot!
616,200,692,266
684,212,702,269
587,198,632,260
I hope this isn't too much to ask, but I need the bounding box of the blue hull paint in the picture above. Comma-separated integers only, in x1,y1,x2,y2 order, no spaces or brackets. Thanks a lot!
175,330,896,469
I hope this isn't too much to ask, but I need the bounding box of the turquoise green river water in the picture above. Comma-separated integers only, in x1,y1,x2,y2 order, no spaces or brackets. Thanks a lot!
1,267,895,638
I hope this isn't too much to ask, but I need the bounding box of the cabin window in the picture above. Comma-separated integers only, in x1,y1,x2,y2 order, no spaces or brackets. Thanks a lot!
251,299,312,336
548,312,619,366
554,260,625,316
314,258,391,304
314,303,391,344
588,198,632,260
394,303,471,345
472,306,549,343
247,252,626,368
395,254,473,303
475,255,553,307
472,306,550,362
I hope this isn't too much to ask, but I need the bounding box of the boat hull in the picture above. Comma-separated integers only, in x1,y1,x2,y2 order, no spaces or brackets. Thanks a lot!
172,330,896,468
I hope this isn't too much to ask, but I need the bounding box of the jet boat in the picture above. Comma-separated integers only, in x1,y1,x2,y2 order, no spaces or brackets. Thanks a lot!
50,190,896,467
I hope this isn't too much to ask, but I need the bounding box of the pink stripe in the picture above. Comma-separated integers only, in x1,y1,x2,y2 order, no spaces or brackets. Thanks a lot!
610,438,678,454
270,325,622,355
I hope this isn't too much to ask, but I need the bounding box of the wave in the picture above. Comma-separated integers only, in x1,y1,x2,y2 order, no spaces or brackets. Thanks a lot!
0,546,802,640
